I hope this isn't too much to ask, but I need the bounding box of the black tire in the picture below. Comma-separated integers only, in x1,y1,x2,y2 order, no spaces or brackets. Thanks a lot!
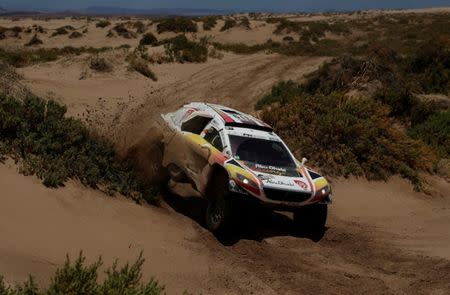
293,204,327,233
205,172,233,236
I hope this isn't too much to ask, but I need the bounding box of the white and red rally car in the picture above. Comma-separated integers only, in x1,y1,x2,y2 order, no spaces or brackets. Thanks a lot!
162,103,331,235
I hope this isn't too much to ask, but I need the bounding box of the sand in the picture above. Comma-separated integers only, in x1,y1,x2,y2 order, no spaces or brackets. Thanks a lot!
1,161,449,294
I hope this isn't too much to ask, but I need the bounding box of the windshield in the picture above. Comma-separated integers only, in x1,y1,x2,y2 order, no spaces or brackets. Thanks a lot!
229,135,298,176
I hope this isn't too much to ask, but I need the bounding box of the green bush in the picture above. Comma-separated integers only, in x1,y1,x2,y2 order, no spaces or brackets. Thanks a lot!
0,252,165,295
129,58,158,81
139,33,158,46
0,94,157,203
202,16,217,31
255,80,301,110
90,56,112,72
156,18,197,34
409,110,450,157
51,26,74,37
112,23,136,38
239,17,251,30
69,31,83,39
164,35,208,63
24,34,43,47
220,19,237,31
261,91,434,189
96,20,111,28
0,46,112,67
133,21,147,34
407,41,450,94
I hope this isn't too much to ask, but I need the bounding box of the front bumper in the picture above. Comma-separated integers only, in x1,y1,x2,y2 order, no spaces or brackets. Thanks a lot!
229,180,332,211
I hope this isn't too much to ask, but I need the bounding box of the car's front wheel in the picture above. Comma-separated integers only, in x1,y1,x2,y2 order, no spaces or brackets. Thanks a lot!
293,203,327,233
205,173,232,236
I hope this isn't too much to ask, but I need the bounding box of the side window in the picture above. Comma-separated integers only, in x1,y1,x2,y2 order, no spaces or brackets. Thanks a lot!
181,116,212,134
204,128,224,151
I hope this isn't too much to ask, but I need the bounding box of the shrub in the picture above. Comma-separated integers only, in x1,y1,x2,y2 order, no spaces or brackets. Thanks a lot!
164,35,208,63
0,94,157,203
0,252,165,295
133,21,147,34
69,31,83,39
11,26,23,34
202,16,217,31
255,80,301,110
409,110,450,157
113,23,136,39
96,20,111,28
89,56,112,72
0,47,112,67
129,58,158,81
51,26,73,37
260,90,434,189
240,17,251,30
24,34,43,47
407,41,450,94
139,32,158,46
156,18,198,34
373,86,417,118
220,19,237,31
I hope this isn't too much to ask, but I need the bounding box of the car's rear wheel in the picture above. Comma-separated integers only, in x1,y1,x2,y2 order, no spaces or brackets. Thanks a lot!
293,203,327,233
205,172,232,236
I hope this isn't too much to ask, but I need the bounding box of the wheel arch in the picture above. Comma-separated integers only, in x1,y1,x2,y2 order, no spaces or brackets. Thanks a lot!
204,163,230,200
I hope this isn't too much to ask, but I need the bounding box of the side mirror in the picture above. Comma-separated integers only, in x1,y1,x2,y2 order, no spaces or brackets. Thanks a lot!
301,157,307,166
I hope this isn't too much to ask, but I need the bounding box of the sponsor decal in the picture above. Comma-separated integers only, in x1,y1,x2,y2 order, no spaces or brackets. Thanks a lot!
264,178,295,187
255,164,286,173
257,174,274,181
294,180,308,190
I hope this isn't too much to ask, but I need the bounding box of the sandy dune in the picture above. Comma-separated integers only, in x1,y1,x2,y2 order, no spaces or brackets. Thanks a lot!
18,52,328,151
1,161,449,294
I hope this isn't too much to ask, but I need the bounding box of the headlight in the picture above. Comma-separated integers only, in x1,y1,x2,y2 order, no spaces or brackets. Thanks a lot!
316,185,331,197
236,173,259,189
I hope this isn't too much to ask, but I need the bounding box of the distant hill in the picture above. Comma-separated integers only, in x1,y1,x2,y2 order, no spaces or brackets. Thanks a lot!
82,6,230,16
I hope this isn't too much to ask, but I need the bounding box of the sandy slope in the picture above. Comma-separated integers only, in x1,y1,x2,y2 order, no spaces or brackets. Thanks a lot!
17,52,328,151
1,161,449,294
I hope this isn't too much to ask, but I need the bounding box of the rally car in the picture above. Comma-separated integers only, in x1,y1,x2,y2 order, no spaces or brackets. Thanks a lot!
161,103,332,235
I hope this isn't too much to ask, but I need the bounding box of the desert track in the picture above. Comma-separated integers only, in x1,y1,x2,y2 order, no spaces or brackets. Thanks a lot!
1,162,449,294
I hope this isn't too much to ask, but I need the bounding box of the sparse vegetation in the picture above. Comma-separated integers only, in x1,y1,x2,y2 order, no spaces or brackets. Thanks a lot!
0,46,112,67
111,23,136,39
202,16,218,31
89,56,112,72
96,20,111,28
220,18,237,31
133,21,147,34
129,58,158,81
51,25,75,37
69,31,83,39
240,17,251,30
156,18,198,34
24,34,43,46
409,110,450,157
0,93,157,203
0,252,165,295
139,32,158,46
164,35,208,63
